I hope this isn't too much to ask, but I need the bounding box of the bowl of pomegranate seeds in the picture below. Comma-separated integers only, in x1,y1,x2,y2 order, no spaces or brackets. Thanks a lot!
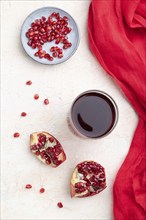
21,7,80,64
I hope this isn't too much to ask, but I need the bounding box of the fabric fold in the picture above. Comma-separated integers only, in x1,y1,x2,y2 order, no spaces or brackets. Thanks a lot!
88,0,146,219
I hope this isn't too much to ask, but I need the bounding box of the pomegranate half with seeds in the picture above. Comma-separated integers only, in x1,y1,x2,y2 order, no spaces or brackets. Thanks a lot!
70,161,106,198
30,132,66,167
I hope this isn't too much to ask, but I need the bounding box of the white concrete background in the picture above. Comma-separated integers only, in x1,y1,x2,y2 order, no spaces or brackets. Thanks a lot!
1,1,138,220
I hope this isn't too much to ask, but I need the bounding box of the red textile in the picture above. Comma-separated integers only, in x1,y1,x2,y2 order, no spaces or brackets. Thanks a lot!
88,0,146,219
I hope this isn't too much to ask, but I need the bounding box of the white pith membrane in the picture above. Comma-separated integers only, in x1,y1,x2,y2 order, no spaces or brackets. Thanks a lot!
30,132,66,167
71,161,106,198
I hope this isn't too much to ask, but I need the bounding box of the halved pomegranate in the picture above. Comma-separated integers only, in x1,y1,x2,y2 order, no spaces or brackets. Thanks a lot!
30,132,66,167
70,161,106,198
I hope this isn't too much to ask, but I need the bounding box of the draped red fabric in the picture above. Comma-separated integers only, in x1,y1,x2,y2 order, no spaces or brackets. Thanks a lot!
88,0,146,219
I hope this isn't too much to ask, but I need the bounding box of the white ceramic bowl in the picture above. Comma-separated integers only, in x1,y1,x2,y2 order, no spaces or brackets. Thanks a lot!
21,7,80,65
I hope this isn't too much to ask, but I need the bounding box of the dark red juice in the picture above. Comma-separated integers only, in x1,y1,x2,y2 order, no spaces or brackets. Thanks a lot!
71,91,118,138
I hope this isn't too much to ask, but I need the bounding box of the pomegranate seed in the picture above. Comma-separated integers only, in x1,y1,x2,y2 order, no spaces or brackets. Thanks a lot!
50,46,55,52
55,34,60,38
63,16,68,21
46,26,51,32
37,45,43,50
40,28,45,33
34,94,39,100
58,51,62,57
51,12,56,17
51,31,56,36
33,26,38,31
29,31,34,36
25,184,32,189
57,202,63,208
29,36,33,40
30,145,37,150
44,98,49,105
46,157,51,164
60,20,65,25
42,37,47,43
47,37,52,42
40,40,44,45
55,38,60,44
44,53,50,59
63,45,68,49
27,40,32,46
49,137,54,143
31,43,36,49
35,150,40,156
55,46,60,51
26,80,32,85
49,56,53,61
40,187,45,193
68,43,72,47
42,16,46,21
26,32,29,38
35,19,41,25
38,50,46,58
66,27,72,33
13,132,20,138
58,54,63,58
52,52,57,58
33,36,38,41
57,46,62,51
99,173,105,178
35,52,39,56
21,112,27,117
56,13,60,17
63,39,69,44
52,21,57,25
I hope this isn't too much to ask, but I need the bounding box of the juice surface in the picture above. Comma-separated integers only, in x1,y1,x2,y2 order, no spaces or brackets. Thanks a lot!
71,92,116,138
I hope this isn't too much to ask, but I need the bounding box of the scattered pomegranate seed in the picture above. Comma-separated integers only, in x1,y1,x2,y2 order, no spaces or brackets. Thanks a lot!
39,188,45,193
26,80,32,85
21,112,27,117
44,98,49,105
25,184,32,189
13,132,20,138
57,202,63,208
34,94,39,100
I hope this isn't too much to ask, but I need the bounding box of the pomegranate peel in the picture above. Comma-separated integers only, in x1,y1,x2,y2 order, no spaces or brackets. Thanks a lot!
70,161,106,198
30,132,66,167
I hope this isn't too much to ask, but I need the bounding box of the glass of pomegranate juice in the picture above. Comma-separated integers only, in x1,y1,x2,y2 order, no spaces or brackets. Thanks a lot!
69,90,118,138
